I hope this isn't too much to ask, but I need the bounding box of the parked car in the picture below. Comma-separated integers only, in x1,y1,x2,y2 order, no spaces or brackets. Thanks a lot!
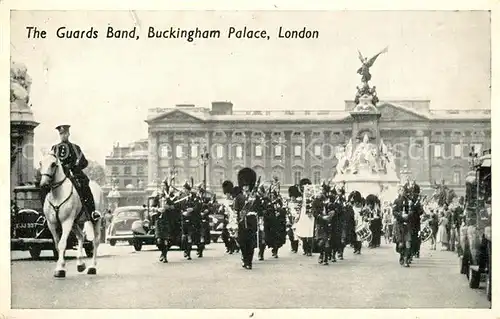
106,206,155,251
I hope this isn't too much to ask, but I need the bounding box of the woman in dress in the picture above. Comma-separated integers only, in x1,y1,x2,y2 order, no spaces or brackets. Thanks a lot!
436,211,449,251
428,210,439,250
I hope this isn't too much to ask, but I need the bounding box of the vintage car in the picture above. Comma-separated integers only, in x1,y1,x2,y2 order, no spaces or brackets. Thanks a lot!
459,148,491,301
106,205,156,251
11,185,94,259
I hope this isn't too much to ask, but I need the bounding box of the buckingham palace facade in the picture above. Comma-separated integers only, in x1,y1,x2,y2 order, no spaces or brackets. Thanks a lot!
144,101,490,195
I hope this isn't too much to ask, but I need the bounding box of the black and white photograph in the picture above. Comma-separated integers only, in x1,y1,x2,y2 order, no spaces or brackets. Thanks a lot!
6,8,493,312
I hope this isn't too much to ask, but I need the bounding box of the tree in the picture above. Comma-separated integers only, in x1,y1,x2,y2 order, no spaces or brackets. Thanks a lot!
84,160,106,186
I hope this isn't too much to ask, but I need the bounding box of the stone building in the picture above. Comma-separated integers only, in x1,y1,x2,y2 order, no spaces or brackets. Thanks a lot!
144,101,490,195
104,139,148,189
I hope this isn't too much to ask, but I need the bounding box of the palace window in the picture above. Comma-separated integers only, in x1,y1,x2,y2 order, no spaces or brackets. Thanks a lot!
453,144,462,158
175,145,184,159
124,166,131,175
294,145,302,157
235,145,243,159
313,144,322,157
160,144,171,158
190,145,199,158
274,145,282,157
124,179,132,187
313,170,321,185
433,144,442,158
293,170,302,185
136,166,144,176
472,143,482,155
111,166,119,175
453,171,461,184
215,145,224,159
255,145,263,157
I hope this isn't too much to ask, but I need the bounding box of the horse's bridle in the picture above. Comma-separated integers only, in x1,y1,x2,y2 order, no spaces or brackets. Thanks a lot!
42,153,68,190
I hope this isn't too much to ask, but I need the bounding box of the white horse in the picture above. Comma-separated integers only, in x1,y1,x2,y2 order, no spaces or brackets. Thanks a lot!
39,151,103,278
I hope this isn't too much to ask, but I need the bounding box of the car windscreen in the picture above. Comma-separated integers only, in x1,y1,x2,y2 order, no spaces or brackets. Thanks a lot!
115,210,142,219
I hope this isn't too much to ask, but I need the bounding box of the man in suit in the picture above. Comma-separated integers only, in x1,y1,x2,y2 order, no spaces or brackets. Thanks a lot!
50,125,100,225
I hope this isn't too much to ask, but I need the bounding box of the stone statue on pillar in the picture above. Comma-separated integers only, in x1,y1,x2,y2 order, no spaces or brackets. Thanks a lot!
353,47,388,111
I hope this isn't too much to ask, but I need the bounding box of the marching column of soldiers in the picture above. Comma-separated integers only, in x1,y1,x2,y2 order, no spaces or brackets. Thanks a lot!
148,166,426,269
150,177,214,263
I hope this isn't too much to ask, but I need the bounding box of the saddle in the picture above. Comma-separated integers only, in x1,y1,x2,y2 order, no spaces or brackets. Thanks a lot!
66,173,92,225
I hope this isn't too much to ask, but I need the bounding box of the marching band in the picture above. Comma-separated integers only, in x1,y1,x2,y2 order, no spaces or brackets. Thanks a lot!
146,167,438,270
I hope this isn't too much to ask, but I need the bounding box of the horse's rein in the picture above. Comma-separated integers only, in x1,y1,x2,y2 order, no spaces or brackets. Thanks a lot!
42,153,74,214
42,153,68,190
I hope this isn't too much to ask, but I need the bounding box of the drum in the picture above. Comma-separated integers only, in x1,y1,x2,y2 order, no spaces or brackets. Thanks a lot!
419,223,433,242
355,222,372,242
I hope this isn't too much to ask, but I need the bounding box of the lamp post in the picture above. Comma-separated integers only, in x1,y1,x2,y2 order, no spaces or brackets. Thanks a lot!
200,146,210,189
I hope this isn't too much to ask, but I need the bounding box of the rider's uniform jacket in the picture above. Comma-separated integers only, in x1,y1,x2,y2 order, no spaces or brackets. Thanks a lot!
51,141,88,177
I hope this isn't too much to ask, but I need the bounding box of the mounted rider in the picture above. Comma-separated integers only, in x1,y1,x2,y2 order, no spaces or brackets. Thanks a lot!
50,125,101,224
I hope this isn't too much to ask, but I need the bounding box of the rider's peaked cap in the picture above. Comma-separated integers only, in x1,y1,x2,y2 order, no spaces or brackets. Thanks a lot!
222,180,234,195
237,167,257,192
55,125,71,133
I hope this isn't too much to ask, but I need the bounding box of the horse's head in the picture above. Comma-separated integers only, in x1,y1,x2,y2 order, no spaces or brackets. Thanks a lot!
39,151,61,187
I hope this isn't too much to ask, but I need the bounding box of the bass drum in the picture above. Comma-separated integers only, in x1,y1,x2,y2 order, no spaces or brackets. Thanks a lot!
419,223,433,243
355,223,372,243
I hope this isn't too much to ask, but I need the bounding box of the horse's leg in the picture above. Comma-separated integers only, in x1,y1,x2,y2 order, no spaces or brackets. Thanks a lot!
88,219,101,275
46,219,61,259
72,224,86,273
54,219,74,278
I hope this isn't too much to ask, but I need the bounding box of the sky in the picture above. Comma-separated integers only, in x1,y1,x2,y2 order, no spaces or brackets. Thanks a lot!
10,10,491,165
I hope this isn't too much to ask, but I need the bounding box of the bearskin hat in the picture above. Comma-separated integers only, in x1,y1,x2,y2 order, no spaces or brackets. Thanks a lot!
348,190,363,205
299,178,312,188
288,185,301,198
365,194,380,208
222,180,234,195
410,182,420,196
237,167,257,191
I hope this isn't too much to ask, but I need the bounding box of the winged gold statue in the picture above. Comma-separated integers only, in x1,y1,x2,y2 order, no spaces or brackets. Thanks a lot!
357,46,388,84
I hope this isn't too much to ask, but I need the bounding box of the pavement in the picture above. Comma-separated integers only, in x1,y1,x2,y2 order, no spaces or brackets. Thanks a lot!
11,240,491,309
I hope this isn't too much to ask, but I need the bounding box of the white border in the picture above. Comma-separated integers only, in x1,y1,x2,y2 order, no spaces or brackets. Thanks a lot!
1,1,498,318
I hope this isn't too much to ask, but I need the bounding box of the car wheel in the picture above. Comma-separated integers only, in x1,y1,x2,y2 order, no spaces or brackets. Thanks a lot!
109,239,116,246
133,241,143,252
29,246,42,260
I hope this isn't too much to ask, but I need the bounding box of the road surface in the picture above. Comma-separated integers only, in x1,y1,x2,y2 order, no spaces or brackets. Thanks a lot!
11,240,490,308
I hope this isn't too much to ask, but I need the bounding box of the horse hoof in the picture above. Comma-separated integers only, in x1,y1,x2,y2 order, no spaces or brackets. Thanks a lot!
54,270,66,278
87,267,97,275
77,263,87,273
